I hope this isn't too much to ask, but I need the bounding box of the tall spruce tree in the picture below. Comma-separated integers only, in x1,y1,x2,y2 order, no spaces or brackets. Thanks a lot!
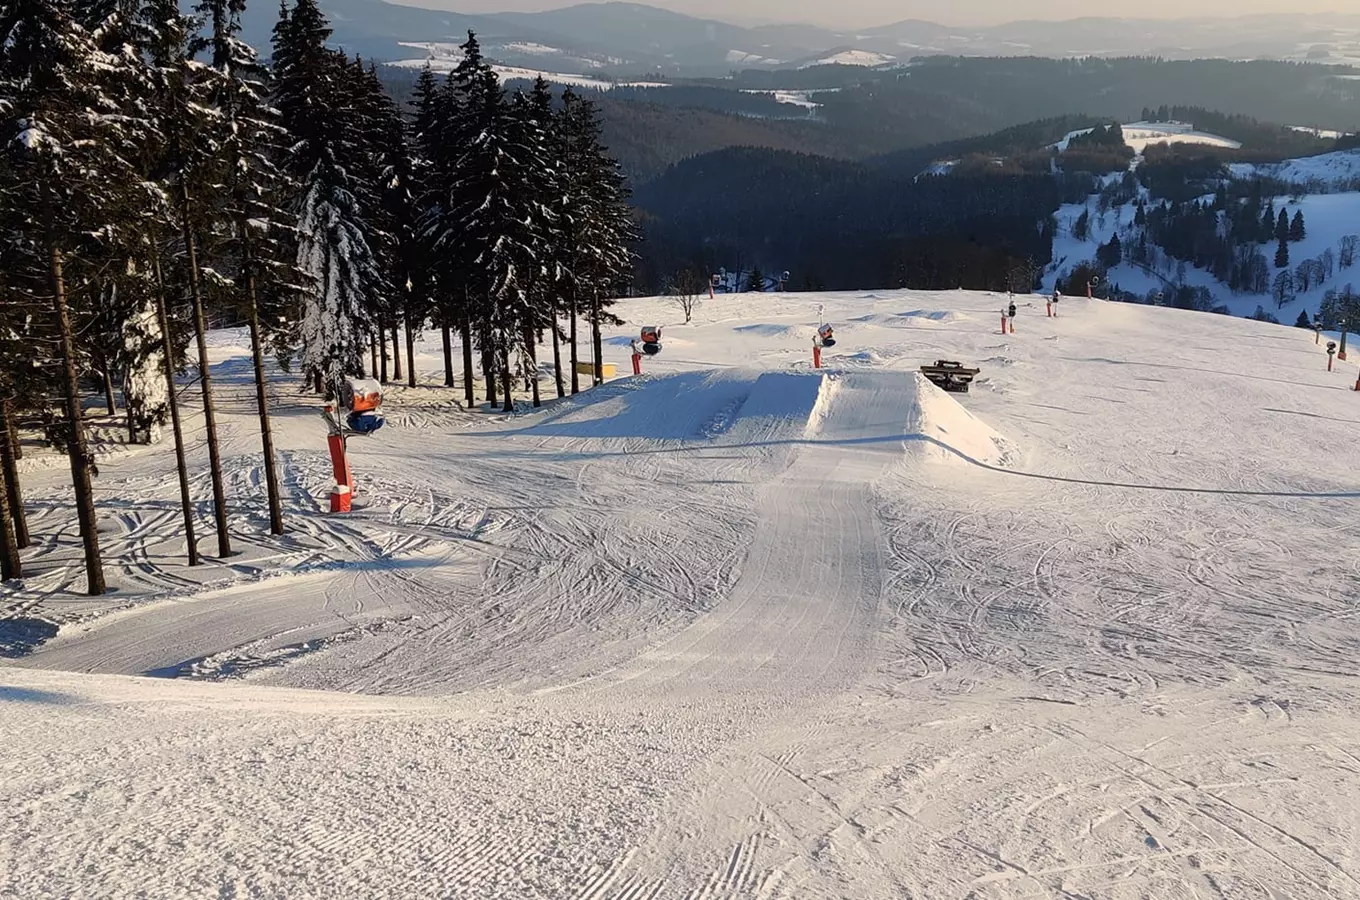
527,77,568,400
558,89,636,386
423,33,509,407
200,0,294,535
273,0,383,398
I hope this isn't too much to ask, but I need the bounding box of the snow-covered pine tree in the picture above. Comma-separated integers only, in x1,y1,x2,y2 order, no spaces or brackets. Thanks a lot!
1289,210,1306,243
143,0,235,558
526,77,567,401
501,81,565,408
118,268,169,444
453,78,541,412
747,266,766,293
422,32,510,408
352,60,403,385
198,0,295,535
409,63,461,392
1276,237,1290,269
273,0,384,399
0,0,158,593
558,89,636,386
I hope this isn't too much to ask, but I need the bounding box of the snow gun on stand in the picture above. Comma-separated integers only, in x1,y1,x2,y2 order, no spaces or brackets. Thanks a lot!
811,305,836,369
640,326,662,355
320,378,385,513
631,327,663,375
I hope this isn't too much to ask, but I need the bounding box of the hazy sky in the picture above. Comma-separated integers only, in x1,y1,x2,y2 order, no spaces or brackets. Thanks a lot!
433,0,1347,29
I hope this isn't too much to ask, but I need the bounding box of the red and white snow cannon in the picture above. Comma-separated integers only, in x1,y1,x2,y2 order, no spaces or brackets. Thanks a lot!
816,323,836,348
320,379,385,514
640,326,663,356
342,378,385,435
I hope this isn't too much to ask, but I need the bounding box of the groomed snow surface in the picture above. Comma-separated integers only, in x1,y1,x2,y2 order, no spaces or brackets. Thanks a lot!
6,289,1360,898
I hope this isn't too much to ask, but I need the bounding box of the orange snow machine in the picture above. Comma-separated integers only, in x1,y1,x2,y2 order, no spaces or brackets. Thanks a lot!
640,326,662,355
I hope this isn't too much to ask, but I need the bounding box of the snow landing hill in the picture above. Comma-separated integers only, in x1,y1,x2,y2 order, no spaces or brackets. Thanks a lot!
1048,123,1360,323
6,289,1360,897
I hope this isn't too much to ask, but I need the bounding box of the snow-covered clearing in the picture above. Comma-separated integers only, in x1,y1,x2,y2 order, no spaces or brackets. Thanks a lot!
6,290,1360,897
390,43,618,89
802,48,896,68
739,89,822,110
1056,121,1240,153
726,49,782,66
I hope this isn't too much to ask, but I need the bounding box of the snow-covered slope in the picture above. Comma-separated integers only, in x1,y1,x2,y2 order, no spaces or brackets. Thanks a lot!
1051,175,1360,321
6,290,1360,897
1230,148,1360,191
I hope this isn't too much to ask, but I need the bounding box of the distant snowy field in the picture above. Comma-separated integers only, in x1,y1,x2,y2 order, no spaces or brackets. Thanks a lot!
389,42,666,89
5,290,1360,897
1055,120,1241,153
803,48,896,68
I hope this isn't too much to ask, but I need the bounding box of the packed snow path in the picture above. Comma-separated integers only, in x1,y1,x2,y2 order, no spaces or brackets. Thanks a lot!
5,291,1360,898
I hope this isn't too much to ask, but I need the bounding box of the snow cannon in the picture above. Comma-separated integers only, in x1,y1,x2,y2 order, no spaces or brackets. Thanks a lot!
640,326,662,356
817,323,836,348
343,378,385,435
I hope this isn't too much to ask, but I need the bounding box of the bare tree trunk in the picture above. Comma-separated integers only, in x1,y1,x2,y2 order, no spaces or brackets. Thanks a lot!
481,326,497,407
0,450,19,581
404,311,417,388
526,325,541,408
569,293,580,395
391,319,403,383
591,291,604,387
368,333,377,380
244,261,284,536
440,319,454,387
181,204,232,559
50,244,105,595
460,312,475,410
500,337,513,412
378,315,389,383
0,401,29,549
152,253,199,566
550,302,564,400
6,405,20,461
312,371,323,395
101,364,117,416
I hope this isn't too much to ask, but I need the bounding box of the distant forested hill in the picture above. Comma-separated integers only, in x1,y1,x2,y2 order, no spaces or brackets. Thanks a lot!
383,56,1360,184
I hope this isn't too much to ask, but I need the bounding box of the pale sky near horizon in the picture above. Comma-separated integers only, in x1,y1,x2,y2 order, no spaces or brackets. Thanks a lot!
421,0,1348,29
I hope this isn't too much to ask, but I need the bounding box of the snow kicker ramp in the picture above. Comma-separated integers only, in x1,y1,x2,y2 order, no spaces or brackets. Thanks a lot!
524,368,1012,466
522,369,827,444
807,370,1014,468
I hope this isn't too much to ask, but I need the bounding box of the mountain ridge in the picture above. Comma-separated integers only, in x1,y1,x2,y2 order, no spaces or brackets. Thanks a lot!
242,0,1360,76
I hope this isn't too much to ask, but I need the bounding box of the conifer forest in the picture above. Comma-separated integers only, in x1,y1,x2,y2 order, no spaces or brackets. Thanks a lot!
0,0,636,592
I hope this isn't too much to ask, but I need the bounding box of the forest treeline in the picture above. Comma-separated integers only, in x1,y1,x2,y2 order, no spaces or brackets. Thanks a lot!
0,0,632,592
